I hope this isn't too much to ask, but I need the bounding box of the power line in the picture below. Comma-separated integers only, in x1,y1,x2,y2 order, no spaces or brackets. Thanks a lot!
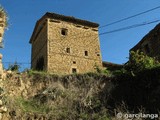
99,19,160,35
2,20,160,68
31,19,160,63
2,20,159,65
2,62,31,64
99,5,160,28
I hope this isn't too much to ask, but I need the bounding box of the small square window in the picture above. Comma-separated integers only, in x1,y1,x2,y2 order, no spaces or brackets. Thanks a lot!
0,24,4,27
73,61,76,64
85,51,88,56
72,68,77,73
97,53,100,56
66,48,70,53
61,28,68,36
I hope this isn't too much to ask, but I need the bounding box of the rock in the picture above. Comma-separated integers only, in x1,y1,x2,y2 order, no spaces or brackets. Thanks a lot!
0,113,2,120
0,87,4,95
0,100,2,106
6,70,12,74
2,71,6,80
0,106,7,113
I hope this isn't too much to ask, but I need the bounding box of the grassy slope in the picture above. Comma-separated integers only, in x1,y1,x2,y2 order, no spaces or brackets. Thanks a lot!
1,67,160,119
3,72,111,120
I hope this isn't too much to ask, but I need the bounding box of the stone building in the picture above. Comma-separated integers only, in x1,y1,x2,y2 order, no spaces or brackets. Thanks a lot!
0,8,7,79
130,23,160,60
30,12,102,74
102,61,123,71
0,11,6,48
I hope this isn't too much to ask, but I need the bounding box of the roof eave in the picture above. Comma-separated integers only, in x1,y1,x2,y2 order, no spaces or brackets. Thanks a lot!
45,12,99,27
29,12,100,44
29,14,48,44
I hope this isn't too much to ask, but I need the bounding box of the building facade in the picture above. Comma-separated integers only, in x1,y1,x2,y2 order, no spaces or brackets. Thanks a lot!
0,11,6,47
130,23,160,60
0,8,7,78
30,12,102,74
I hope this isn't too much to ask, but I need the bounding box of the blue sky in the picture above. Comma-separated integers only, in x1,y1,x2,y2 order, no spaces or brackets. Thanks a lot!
1,0,160,70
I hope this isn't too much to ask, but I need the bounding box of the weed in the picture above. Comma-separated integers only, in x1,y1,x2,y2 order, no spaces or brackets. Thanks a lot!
16,97,51,114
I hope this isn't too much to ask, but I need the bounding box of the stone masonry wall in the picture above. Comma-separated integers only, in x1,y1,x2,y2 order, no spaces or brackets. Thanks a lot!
0,11,7,120
0,16,5,44
31,19,48,70
47,18,102,74
130,24,160,60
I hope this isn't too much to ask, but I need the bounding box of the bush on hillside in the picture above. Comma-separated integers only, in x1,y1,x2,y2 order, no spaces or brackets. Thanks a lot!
122,50,159,75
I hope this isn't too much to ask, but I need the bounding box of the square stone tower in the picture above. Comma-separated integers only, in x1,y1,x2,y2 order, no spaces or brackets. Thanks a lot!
30,12,102,74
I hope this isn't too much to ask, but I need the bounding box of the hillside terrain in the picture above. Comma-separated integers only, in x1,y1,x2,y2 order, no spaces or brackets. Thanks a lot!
0,65,159,120
1,71,111,120
0,51,158,120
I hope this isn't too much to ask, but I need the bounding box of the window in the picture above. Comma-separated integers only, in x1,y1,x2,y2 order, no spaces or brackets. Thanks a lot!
84,51,88,56
73,61,76,64
36,56,44,71
0,24,4,27
97,53,100,56
72,68,77,73
76,25,81,28
61,28,68,36
144,44,150,53
66,48,70,53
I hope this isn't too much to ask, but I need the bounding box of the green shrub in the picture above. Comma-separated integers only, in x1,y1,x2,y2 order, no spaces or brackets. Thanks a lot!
113,68,127,76
16,97,51,114
125,50,159,74
103,69,112,76
27,69,49,76
8,62,20,72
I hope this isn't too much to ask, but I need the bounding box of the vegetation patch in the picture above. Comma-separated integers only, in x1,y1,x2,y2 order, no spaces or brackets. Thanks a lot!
15,97,50,114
